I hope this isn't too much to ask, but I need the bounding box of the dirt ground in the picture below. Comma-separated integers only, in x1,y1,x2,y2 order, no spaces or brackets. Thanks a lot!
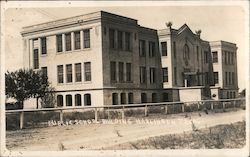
6,109,245,151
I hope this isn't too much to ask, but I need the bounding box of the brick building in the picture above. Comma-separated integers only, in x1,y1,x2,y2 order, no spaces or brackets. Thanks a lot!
21,11,238,108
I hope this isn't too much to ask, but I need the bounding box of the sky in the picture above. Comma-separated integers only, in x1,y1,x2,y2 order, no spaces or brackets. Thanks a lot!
3,2,248,91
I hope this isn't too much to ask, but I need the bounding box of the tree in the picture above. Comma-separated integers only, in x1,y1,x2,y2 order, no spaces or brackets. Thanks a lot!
40,87,57,108
5,69,49,109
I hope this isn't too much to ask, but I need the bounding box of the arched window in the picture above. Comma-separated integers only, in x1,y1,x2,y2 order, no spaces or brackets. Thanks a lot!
66,94,72,106
112,93,118,105
57,95,63,107
152,93,157,103
128,93,133,104
120,93,126,104
141,93,147,103
75,94,82,106
183,44,190,59
84,94,91,106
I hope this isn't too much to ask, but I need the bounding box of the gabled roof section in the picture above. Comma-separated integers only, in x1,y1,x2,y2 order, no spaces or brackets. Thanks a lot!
176,23,195,35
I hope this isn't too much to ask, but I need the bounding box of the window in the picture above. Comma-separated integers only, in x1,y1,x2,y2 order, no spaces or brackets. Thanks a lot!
225,51,228,65
33,38,38,48
57,95,63,107
183,44,190,59
161,42,167,56
173,41,176,58
231,52,234,64
140,66,146,84
205,72,209,85
204,51,209,63
120,93,126,104
65,33,72,51
118,62,124,82
141,93,147,103
33,49,39,69
232,52,235,64
196,46,199,61
139,40,146,57
112,93,118,105
152,93,157,103
109,29,115,49
75,94,82,106
74,31,81,50
57,65,64,83
150,67,156,83
214,72,218,84
66,95,72,106
56,34,63,52
84,62,91,81
174,67,177,85
110,61,116,82
125,32,131,51
227,91,230,99
128,93,133,104
75,63,82,82
162,93,169,102
225,72,228,85
84,29,90,48
84,94,91,106
212,51,218,63
149,42,155,57
126,63,132,82
41,67,47,78
118,31,123,50
232,72,235,85
41,37,47,54
162,68,168,82
229,52,232,64
229,72,232,85
66,64,72,83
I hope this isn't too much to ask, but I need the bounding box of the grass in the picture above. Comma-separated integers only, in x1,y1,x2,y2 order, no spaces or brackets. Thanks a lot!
111,121,246,149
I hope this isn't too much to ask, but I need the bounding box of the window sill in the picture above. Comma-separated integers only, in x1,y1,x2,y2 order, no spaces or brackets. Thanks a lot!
84,81,92,84
56,48,92,54
75,81,82,84
41,54,48,57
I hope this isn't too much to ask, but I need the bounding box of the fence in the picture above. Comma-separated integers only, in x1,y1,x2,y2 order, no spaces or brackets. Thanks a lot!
6,98,245,129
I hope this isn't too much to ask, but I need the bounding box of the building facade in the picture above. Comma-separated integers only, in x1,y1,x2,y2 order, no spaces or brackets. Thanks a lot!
21,11,238,108
210,41,238,99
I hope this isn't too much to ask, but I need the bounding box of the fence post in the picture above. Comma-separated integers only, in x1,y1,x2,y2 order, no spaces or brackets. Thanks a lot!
165,105,168,114
222,102,225,109
121,106,125,120
211,102,214,110
107,107,110,119
233,100,236,108
60,110,63,123
182,104,185,113
145,105,148,116
95,108,98,122
197,102,200,111
20,111,24,129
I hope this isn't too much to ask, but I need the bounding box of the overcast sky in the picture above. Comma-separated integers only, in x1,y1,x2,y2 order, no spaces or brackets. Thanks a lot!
4,2,248,90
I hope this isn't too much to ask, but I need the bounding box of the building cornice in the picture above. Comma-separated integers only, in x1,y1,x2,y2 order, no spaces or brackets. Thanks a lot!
21,11,102,37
